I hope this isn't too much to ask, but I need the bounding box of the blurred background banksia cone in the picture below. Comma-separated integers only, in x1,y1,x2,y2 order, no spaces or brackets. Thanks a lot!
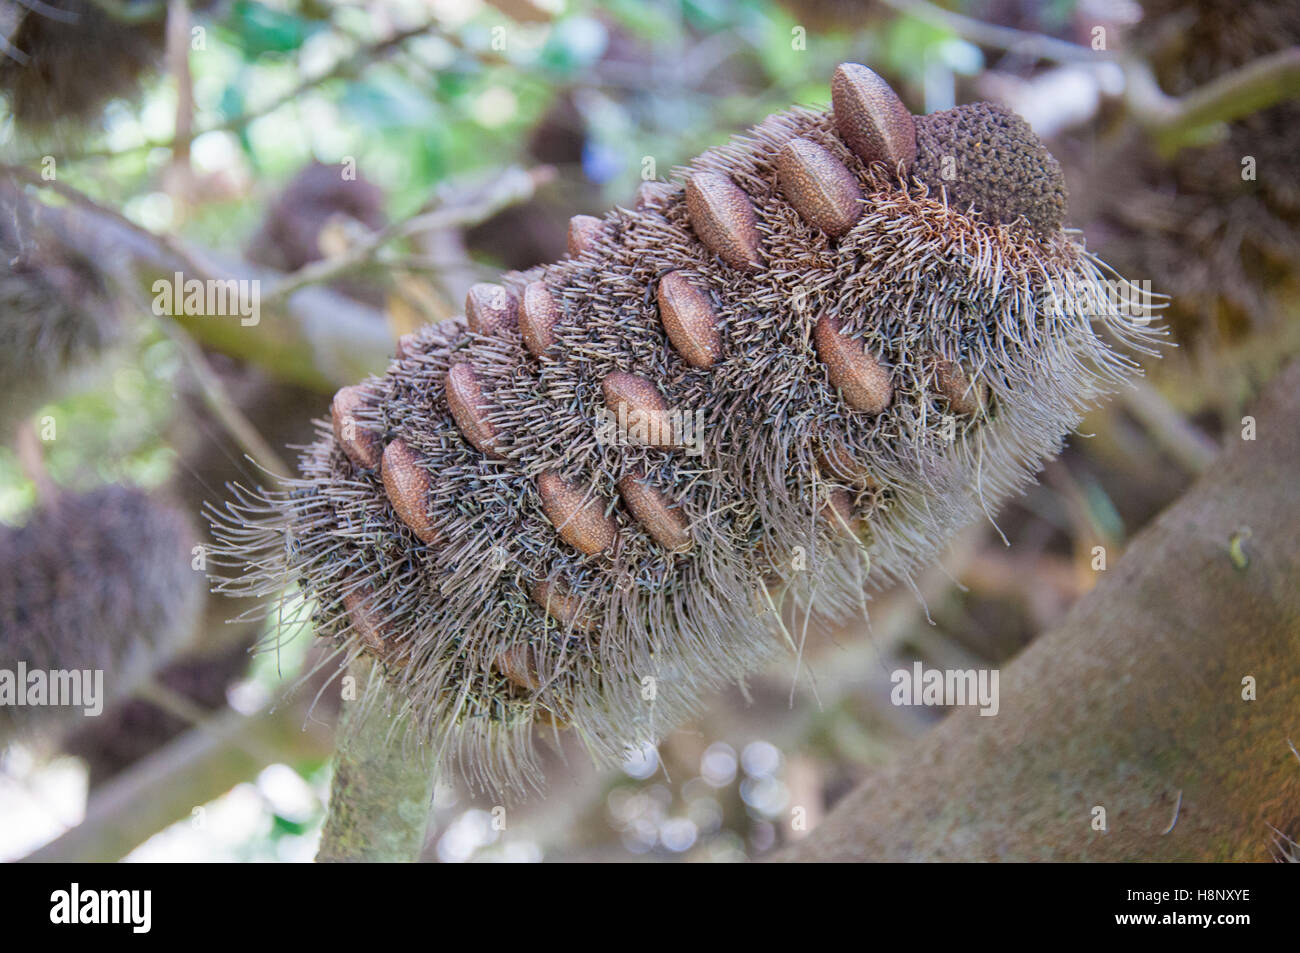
0,485,202,742
211,63,1161,795
0,0,169,132
0,182,122,439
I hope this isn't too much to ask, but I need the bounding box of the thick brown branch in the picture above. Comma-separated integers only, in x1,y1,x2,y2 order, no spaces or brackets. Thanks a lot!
780,360,1300,862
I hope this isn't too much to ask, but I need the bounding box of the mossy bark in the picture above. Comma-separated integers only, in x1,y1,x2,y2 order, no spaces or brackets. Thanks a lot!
316,667,437,863
780,360,1300,861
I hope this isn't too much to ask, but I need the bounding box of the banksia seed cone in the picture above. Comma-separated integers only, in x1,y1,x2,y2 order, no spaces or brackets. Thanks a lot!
0,184,121,435
60,368,325,783
0,0,166,131
245,161,389,305
212,63,1159,793
0,486,202,742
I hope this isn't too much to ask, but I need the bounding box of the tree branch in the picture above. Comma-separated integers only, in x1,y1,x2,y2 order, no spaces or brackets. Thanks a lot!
262,165,555,308
22,694,335,862
1,165,395,391
780,360,1300,862
33,19,444,164
877,0,1106,64
1125,47,1300,153
316,662,436,862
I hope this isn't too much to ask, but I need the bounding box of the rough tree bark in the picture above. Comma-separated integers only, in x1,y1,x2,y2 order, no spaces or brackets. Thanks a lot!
780,360,1300,862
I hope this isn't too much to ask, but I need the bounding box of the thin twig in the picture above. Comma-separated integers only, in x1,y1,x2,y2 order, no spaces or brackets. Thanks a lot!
31,20,441,164
262,165,556,307
1120,379,1219,475
876,0,1105,64
165,0,195,171
0,36,30,67
136,677,280,765
14,420,56,504
150,313,292,480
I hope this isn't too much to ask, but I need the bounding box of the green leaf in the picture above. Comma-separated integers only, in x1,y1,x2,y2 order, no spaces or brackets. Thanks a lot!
223,0,319,58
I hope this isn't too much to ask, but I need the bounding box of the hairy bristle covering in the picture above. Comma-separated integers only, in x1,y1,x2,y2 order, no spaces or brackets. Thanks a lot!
0,1,159,129
209,68,1161,794
1,184,121,433
0,486,201,741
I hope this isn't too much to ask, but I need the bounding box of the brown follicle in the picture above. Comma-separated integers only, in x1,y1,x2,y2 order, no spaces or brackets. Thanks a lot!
343,586,409,667
831,62,917,174
775,138,864,238
445,363,502,456
465,283,519,336
685,172,764,272
395,333,419,360
537,472,618,556
529,578,597,632
602,372,677,448
520,281,560,357
932,359,987,416
814,315,893,414
816,431,878,487
617,471,692,552
634,181,674,209
567,215,604,256
657,271,723,368
495,644,544,691
331,384,384,469
381,438,438,544
820,488,865,539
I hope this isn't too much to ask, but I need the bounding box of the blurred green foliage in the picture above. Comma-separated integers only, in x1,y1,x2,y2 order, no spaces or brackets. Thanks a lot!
0,0,977,522
0,0,979,861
